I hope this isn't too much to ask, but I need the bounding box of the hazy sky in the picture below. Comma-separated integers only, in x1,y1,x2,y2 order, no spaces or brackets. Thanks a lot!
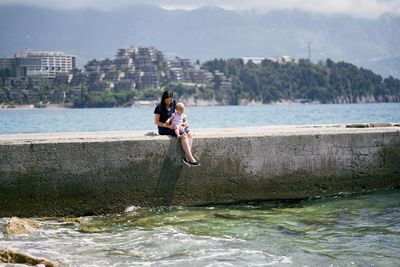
0,0,399,18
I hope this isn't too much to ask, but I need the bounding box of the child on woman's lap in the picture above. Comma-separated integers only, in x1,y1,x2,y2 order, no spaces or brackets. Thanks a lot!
165,102,189,138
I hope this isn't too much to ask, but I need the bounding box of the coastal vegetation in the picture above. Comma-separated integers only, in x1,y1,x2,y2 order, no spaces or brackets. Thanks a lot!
200,58,400,104
1,58,400,108
71,58,400,107
72,89,161,108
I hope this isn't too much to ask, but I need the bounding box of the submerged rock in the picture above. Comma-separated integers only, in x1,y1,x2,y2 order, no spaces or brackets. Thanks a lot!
78,226,101,233
5,217,41,234
0,247,55,267
109,250,145,258
57,217,86,224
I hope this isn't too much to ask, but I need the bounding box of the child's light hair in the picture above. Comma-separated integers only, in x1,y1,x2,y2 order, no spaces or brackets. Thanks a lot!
176,102,185,110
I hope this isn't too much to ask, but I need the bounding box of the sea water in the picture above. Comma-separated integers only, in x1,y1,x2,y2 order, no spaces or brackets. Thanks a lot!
0,103,399,134
0,190,399,266
1,103,400,266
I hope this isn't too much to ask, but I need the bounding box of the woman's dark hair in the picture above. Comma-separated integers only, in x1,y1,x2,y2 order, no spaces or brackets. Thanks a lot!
160,90,173,112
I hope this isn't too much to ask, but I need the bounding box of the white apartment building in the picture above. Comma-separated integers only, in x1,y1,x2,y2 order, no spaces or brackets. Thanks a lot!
241,56,295,65
15,49,77,78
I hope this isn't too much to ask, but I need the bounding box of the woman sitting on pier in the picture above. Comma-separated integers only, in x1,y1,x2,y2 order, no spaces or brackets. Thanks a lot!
154,90,200,166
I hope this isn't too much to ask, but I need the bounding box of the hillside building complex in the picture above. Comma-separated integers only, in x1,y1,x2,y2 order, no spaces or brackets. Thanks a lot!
0,49,77,78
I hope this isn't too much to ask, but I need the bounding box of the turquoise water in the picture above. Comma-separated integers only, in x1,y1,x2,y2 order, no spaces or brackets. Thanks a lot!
0,103,399,134
1,189,399,266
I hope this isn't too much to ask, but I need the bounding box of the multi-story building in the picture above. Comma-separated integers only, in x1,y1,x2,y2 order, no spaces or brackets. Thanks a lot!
116,46,136,58
4,77,29,90
54,72,72,85
0,89,8,103
67,88,85,101
87,72,105,90
14,49,77,78
69,72,88,87
113,56,135,72
269,56,295,63
114,80,136,92
22,90,40,103
91,81,112,92
242,56,295,64
137,46,158,63
138,71,159,90
29,75,45,90
84,60,101,72
104,71,120,82
0,57,15,76
166,57,192,69
7,90,25,103
190,68,213,84
170,68,185,82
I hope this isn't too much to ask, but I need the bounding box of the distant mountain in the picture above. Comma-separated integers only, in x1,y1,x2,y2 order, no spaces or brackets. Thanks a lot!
0,5,399,78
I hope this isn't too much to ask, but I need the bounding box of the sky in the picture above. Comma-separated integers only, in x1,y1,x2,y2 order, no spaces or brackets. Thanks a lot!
0,0,399,18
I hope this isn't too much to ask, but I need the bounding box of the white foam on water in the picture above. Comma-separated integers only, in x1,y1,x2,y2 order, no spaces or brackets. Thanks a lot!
124,205,141,213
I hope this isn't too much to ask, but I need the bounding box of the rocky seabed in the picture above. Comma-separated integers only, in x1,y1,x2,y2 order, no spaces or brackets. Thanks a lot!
1,217,56,266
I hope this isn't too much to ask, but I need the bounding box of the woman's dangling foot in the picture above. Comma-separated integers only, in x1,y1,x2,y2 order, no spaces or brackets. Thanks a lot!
189,161,201,166
182,157,191,166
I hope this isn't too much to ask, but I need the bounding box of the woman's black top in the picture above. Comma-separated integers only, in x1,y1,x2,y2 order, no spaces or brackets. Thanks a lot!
154,99,177,135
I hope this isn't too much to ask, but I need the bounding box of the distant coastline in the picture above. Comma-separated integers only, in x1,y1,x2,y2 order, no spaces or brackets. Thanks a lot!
0,103,73,110
2,46,400,109
181,94,400,106
1,95,399,110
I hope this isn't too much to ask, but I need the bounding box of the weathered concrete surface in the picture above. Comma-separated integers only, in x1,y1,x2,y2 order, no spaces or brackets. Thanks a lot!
1,124,399,217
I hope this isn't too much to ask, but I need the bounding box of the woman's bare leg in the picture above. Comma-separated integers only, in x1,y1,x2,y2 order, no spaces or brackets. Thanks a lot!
187,132,193,150
181,134,196,163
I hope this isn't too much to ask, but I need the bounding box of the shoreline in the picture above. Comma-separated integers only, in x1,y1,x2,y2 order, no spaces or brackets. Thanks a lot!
1,99,399,110
0,103,73,110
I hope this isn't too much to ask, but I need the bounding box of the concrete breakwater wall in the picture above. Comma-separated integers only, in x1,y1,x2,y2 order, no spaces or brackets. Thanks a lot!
1,124,399,217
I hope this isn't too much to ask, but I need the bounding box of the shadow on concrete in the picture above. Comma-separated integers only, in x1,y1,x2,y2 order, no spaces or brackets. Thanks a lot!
155,137,184,206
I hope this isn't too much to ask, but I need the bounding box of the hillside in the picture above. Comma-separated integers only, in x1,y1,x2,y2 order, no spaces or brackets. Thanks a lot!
199,58,400,105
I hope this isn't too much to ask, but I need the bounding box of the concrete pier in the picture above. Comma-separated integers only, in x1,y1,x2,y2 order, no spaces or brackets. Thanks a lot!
1,124,399,217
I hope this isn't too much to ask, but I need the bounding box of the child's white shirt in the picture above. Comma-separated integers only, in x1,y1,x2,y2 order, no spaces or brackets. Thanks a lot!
171,112,186,126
